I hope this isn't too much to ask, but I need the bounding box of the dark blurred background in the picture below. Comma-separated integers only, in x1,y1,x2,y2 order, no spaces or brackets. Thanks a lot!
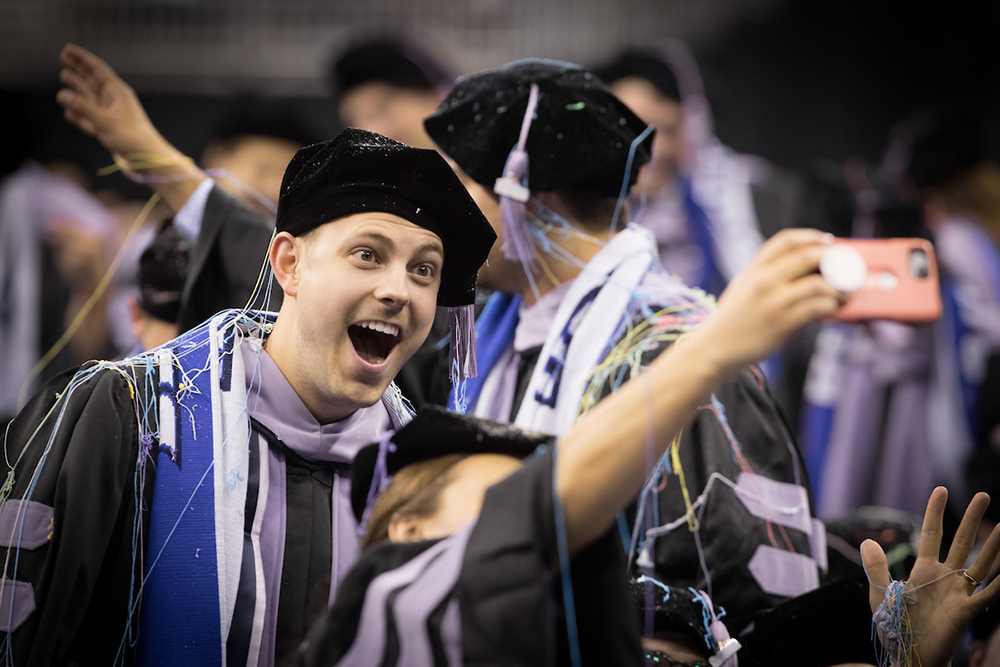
3,0,998,195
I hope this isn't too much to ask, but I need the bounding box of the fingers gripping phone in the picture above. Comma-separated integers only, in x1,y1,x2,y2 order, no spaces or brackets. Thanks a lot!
821,238,942,324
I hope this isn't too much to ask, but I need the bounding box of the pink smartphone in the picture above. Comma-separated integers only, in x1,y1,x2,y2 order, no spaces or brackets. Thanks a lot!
822,238,942,324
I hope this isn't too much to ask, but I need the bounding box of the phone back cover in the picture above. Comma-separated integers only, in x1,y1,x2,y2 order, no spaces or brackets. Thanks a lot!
831,238,942,324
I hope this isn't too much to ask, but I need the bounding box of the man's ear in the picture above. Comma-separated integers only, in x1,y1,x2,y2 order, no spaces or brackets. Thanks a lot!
269,231,304,297
387,515,425,544
128,294,144,340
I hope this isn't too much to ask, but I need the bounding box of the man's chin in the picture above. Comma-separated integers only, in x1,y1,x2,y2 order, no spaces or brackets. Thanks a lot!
341,375,393,409
342,355,408,406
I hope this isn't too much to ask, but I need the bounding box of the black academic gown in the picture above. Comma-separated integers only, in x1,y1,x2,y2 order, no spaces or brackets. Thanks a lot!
0,362,356,666
0,365,151,666
593,324,818,633
432,304,819,633
300,449,643,667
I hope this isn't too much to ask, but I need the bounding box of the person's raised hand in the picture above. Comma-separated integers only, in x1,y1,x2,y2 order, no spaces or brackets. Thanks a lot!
694,228,844,375
862,487,1000,667
56,43,172,160
56,43,205,213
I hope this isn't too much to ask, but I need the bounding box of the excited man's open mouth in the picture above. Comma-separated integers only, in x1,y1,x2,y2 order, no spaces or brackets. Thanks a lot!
348,320,403,366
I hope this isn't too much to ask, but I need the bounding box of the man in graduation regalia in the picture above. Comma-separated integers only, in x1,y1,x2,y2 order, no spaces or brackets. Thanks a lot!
423,61,827,631
56,43,461,410
0,125,495,667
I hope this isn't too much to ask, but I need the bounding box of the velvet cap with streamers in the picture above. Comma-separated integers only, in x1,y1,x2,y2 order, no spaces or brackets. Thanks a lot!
629,579,716,652
424,61,655,197
275,128,495,308
351,405,552,523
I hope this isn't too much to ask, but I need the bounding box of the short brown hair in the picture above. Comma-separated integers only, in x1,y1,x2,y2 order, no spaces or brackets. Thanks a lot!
361,454,468,550
554,189,627,233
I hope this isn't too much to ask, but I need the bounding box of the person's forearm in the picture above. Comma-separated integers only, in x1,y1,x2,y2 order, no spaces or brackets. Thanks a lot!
116,136,206,214
55,43,206,214
556,329,730,555
554,228,844,556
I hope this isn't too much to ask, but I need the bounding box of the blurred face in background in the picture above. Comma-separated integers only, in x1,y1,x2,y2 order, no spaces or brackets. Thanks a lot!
610,76,686,198
202,134,301,212
128,296,178,352
339,82,442,150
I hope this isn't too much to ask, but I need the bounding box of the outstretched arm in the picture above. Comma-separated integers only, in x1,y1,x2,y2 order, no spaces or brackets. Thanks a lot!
56,43,206,212
862,487,1000,667
557,228,843,554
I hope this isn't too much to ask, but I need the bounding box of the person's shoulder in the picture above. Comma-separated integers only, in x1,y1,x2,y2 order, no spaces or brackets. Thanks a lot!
582,277,713,407
67,358,155,400
19,361,133,412
4,360,150,502
637,268,714,306
10,359,153,446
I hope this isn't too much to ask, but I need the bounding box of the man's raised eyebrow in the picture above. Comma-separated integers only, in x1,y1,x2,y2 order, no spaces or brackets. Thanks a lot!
415,241,444,258
351,231,442,258
352,231,396,249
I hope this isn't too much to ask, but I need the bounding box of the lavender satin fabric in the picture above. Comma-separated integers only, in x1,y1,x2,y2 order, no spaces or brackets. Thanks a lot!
242,344,392,665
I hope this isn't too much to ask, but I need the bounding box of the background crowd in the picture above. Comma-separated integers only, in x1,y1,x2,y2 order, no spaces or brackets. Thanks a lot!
2,0,1000,664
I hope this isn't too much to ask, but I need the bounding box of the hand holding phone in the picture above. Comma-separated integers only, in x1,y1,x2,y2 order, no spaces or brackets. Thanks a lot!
821,238,941,324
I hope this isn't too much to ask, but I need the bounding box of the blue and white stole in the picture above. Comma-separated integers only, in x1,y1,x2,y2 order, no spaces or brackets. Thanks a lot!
512,225,661,436
456,225,664,436
137,310,410,667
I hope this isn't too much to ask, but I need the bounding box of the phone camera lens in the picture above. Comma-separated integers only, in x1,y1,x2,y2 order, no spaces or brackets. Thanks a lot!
909,249,930,279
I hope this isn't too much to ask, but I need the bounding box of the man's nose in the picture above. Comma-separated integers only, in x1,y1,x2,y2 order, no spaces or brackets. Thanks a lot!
373,263,410,306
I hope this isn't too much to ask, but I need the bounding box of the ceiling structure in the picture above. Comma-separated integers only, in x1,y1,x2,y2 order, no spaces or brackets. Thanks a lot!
1,0,785,94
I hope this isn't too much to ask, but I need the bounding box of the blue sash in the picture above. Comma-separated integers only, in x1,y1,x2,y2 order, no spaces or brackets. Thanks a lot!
680,176,726,297
138,317,229,666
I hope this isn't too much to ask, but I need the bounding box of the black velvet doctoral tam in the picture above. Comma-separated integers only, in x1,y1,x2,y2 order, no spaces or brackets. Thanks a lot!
275,128,496,307
351,405,552,522
425,61,654,197
628,580,717,655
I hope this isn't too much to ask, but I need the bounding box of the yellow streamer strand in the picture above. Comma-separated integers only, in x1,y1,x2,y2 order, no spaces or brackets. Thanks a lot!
96,152,196,177
670,431,700,532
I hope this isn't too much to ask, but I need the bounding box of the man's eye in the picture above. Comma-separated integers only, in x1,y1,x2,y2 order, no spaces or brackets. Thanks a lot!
355,249,375,262
415,264,435,278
